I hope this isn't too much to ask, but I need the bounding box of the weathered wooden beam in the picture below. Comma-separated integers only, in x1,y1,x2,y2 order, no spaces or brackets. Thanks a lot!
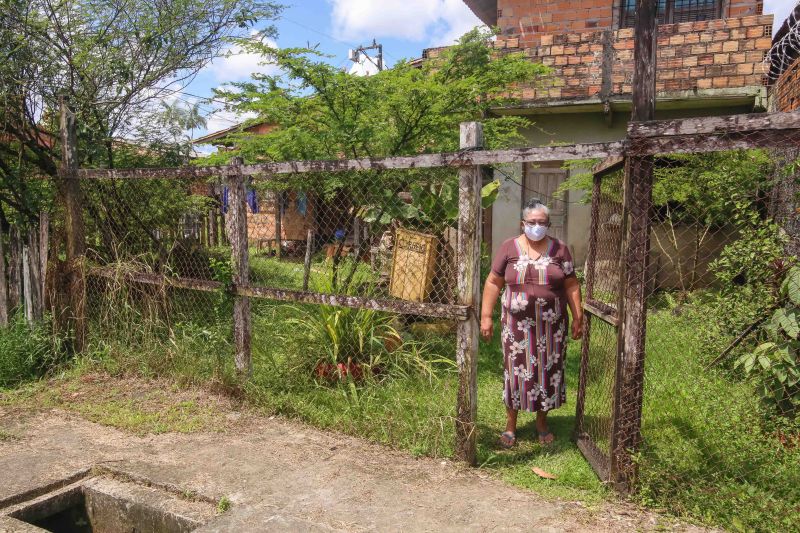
239,286,469,320
628,129,800,156
302,229,314,291
592,156,625,177
8,226,22,313
583,299,620,327
274,191,283,260
226,157,252,379
628,110,800,138
455,122,483,466
89,268,223,292
59,97,87,351
87,268,469,320
576,435,610,483
77,142,624,180
0,230,7,327
611,0,657,494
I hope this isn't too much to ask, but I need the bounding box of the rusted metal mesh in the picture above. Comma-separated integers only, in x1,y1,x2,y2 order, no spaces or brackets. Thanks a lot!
583,139,800,524
245,169,461,305
79,168,463,368
575,174,624,477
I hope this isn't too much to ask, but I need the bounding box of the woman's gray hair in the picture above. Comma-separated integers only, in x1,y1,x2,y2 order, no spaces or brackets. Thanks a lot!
521,198,550,221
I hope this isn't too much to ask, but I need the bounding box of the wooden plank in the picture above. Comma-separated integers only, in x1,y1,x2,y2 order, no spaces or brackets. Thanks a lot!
59,97,87,352
628,110,800,138
88,268,223,292
455,122,483,466
226,157,252,379
26,227,43,321
592,156,624,177
239,285,469,320
302,229,314,291
611,0,657,495
22,246,32,325
628,128,800,156
0,230,6,327
86,268,469,320
39,212,49,306
8,226,22,313
584,299,620,327
77,142,624,180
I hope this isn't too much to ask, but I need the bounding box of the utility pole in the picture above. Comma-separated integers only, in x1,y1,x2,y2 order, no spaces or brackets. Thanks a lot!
348,39,384,72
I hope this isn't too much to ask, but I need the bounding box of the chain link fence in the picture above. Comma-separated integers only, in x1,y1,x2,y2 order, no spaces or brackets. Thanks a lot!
577,129,800,528
78,165,469,381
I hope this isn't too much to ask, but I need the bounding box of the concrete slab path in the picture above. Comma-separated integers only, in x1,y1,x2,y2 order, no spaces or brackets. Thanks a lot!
0,408,707,532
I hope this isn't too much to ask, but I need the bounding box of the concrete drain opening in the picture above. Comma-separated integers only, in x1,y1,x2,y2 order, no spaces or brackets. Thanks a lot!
1,476,217,533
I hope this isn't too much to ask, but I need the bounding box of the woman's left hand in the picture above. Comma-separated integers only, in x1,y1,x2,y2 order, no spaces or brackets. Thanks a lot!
571,316,583,340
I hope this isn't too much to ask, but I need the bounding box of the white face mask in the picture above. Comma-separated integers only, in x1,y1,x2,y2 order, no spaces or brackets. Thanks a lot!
524,223,548,242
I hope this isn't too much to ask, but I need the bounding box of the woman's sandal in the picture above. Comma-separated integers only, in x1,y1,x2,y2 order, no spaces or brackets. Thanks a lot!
538,431,555,445
499,431,516,448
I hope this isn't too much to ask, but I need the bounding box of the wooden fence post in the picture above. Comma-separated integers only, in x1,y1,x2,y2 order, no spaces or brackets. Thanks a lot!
9,226,22,314
455,121,483,465
611,0,656,492
59,96,87,352
225,156,252,378
0,229,7,327
303,229,314,291
274,191,283,260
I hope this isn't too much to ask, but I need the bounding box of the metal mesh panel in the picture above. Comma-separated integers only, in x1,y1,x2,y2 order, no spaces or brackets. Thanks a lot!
77,167,465,379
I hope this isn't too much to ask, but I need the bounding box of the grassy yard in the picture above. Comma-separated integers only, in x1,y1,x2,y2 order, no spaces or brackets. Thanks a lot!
2,254,799,532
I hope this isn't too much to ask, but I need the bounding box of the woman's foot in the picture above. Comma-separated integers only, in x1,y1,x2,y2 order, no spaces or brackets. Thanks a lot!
537,430,555,445
499,431,516,448
536,412,554,445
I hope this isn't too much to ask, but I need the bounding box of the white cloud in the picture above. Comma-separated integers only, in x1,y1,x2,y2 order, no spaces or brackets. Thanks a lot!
329,0,483,46
205,38,280,82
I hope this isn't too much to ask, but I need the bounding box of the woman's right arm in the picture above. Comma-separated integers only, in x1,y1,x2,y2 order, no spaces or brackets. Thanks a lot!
480,272,505,341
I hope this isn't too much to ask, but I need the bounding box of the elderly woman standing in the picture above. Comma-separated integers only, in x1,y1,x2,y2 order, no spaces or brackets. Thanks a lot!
480,198,583,446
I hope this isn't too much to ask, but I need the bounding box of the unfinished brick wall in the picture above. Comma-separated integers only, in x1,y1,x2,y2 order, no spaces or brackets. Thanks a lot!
772,55,800,111
486,14,774,101
496,0,763,37
497,0,614,35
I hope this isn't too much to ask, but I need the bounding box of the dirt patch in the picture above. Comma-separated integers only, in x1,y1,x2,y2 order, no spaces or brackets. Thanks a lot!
0,375,712,532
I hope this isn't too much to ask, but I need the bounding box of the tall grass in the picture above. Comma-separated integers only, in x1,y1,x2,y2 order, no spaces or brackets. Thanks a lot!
0,315,65,388
638,306,800,532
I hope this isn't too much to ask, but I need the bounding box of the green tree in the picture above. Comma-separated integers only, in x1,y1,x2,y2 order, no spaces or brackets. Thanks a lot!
206,28,549,287
0,0,282,216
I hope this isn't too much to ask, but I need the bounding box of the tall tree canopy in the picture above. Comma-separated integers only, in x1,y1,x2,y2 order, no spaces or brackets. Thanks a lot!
0,0,282,225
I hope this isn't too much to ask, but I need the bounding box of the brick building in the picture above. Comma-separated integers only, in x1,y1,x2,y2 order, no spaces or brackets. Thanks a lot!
454,0,774,263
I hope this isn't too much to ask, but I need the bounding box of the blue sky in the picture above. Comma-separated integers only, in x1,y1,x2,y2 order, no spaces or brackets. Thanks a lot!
180,0,799,142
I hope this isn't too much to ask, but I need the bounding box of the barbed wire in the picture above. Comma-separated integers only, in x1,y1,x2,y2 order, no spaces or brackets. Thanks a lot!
764,3,800,81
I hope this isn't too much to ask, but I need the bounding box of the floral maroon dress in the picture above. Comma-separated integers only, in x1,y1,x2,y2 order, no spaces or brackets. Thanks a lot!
491,236,576,413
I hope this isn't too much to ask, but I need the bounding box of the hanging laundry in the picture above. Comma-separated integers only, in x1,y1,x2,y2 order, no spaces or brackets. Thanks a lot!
247,188,259,213
296,191,308,217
